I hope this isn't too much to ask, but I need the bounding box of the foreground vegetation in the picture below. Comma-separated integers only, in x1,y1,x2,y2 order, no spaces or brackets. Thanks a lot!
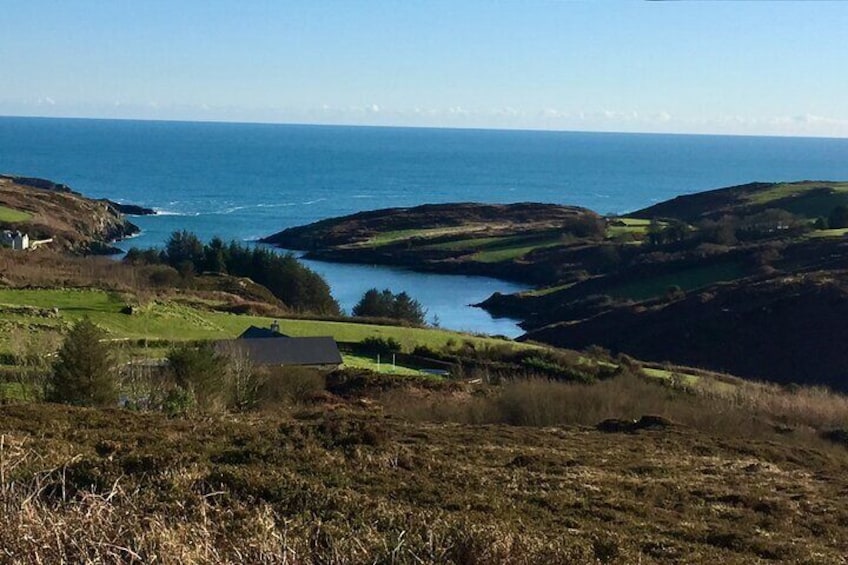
3,366,848,563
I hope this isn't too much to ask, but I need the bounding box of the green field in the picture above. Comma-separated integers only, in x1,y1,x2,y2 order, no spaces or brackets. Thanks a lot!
605,261,747,301
739,182,848,219
0,288,532,356
807,227,848,238
459,234,564,263
0,205,32,223
518,282,574,297
341,353,432,376
364,225,488,247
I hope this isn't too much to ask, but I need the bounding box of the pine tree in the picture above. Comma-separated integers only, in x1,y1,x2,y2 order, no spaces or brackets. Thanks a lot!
352,288,426,325
49,319,117,407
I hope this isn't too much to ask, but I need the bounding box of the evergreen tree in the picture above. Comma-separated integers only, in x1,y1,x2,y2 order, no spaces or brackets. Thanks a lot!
352,288,426,325
49,319,117,407
167,342,227,411
392,291,427,325
125,232,341,315
164,230,204,268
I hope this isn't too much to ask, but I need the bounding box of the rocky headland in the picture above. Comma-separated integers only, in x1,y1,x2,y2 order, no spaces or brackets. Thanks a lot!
0,174,151,253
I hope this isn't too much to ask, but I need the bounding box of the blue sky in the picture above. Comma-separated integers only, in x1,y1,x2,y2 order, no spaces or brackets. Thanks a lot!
2,0,847,136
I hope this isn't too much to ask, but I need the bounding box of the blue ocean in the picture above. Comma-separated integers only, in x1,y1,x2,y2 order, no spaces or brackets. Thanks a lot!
2,116,848,336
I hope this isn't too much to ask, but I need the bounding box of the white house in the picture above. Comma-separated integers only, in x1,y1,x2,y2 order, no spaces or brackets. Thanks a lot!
0,230,29,250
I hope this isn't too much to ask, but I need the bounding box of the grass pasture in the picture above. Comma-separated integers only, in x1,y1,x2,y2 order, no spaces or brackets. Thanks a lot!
605,216,652,239
743,181,848,206
605,260,747,301
341,353,431,376
364,225,490,247
0,288,533,357
0,205,33,223
807,227,848,239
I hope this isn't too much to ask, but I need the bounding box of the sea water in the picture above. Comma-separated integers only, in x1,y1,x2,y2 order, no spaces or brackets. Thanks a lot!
2,116,848,336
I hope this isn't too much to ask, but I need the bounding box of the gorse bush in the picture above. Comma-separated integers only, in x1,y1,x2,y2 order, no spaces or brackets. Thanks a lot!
48,319,117,407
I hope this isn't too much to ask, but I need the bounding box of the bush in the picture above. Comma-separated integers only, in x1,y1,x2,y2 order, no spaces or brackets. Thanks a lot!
167,342,227,412
360,336,403,355
48,319,117,407
256,366,326,407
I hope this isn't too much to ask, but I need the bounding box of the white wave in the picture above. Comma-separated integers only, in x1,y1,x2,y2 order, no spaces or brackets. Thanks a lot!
209,202,300,214
153,209,201,217
214,204,253,215
301,198,327,205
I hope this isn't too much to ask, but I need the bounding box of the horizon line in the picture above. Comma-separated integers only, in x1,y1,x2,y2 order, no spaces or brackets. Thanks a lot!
2,113,847,142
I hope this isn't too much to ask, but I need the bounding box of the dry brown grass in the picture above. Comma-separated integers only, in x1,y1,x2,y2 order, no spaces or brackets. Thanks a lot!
2,401,848,564
381,370,848,445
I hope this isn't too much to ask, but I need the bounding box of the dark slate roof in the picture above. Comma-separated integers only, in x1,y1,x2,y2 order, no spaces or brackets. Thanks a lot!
219,336,342,366
238,325,290,339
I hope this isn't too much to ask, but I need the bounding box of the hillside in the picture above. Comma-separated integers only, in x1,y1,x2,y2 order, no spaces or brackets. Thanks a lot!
266,181,848,390
631,180,848,223
0,174,149,253
261,202,605,283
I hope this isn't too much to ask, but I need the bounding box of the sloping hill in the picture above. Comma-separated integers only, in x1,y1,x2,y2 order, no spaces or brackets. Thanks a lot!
0,175,143,252
631,180,848,222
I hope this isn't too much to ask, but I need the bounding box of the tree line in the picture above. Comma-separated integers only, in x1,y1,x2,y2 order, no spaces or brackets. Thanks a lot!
124,231,340,315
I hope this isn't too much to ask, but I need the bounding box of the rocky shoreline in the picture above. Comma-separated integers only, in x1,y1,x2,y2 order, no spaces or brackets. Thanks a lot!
0,174,151,253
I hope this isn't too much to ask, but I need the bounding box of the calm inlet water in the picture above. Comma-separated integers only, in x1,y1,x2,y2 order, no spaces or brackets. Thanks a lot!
2,117,848,336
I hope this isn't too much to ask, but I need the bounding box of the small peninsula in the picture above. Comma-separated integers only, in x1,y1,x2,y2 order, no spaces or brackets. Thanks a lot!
261,202,605,283
0,174,151,253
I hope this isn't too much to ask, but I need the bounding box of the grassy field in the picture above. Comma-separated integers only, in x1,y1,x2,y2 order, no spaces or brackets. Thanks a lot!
364,228,571,264
471,238,563,263
518,282,574,297
605,216,652,239
341,353,430,376
744,181,848,206
807,227,848,238
0,205,33,223
605,261,747,301
0,288,533,356
364,225,490,247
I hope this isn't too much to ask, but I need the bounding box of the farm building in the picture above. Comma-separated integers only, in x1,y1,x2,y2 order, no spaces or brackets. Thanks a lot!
218,322,342,370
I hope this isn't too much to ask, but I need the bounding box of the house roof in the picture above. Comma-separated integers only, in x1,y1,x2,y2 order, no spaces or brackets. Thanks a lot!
238,325,290,339
219,336,342,366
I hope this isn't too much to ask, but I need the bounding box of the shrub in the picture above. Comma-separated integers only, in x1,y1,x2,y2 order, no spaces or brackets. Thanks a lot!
167,342,227,412
48,319,117,407
256,366,326,407
360,336,403,355
217,342,264,411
